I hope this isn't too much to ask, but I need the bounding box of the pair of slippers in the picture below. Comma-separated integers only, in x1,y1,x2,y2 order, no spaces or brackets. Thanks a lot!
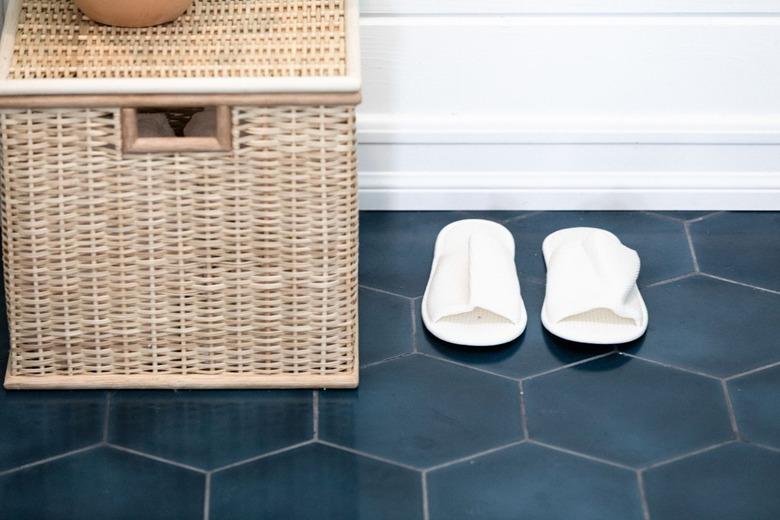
421,220,648,346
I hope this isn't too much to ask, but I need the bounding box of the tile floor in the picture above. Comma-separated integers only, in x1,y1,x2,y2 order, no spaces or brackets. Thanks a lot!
0,211,779,520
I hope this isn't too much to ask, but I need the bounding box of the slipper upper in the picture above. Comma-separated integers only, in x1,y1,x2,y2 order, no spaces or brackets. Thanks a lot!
427,233,523,325
545,231,642,326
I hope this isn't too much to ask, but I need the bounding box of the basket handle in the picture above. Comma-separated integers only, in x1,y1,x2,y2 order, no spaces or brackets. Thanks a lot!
121,106,232,154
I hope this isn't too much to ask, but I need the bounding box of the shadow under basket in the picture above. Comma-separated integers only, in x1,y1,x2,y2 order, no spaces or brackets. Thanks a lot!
0,0,362,389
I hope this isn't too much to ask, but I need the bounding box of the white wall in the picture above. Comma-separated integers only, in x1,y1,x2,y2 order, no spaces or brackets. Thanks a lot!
357,0,780,209
2,0,778,209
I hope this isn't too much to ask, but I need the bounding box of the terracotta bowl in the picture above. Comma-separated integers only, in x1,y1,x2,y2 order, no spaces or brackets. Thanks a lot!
74,0,194,28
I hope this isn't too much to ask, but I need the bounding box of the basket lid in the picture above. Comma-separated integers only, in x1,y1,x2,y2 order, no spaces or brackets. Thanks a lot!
0,0,360,96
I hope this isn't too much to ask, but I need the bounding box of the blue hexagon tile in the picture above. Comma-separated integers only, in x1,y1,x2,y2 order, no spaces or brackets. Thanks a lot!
108,389,312,470
506,211,694,285
691,212,780,292
210,443,423,520
359,287,414,366
428,443,644,520
523,355,733,467
319,355,523,468
635,275,780,377
359,212,462,297
0,447,204,520
728,364,780,449
416,281,615,380
644,443,780,520
0,388,105,472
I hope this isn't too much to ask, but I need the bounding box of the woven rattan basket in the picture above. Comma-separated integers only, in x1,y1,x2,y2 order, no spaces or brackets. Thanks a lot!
0,0,361,389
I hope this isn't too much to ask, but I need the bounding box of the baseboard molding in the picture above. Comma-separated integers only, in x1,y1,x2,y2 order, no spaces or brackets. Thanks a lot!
358,170,780,210
357,114,780,145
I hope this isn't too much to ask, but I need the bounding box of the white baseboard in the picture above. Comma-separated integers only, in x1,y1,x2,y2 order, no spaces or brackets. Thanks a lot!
356,4,780,210
359,170,780,210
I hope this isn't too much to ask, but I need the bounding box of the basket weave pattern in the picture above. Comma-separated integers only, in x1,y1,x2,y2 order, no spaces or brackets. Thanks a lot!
10,0,347,79
1,105,358,379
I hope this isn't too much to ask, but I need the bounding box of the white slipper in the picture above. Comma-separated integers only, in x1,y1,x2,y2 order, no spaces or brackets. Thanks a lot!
541,227,648,344
422,219,527,346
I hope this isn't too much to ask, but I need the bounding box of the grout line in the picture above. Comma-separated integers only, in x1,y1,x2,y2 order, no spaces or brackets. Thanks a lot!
410,297,419,353
617,352,721,380
518,381,530,440
211,440,314,474
202,473,211,520
527,439,635,471
520,351,617,382
106,444,207,474
359,284,416,301
312,390,319,440
721,380,741,440
416,352,520,382
102,392,111,443
724,359,780,381
687,211,723,223
502,211,542,224
0,444,101,477
360,351,417,370
644,272,697,289
421,472,430,520
640,440,737,471
746,441,780,454
683,222,700,272
424,440,526,473
642,211,686,223
636,471,652,520
698,272,780,296
317,440,423,472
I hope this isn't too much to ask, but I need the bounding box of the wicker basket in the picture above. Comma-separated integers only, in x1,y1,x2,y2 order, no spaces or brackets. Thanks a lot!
0,0,361,389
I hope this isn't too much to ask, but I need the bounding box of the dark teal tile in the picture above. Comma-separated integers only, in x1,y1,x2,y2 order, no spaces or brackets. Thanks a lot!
691,212,780,291
108,390,312,470
650,211,716,221
319,355,522,468
416,281,614,379
360,287,413,366
0,388,105,472
636,276,780,377
453,211,531,223
506,212,693,285
728,365,780,449
644,443,780,520
360,212,463,297
0,447,204,520
210,443,423,520
524,355,733,467
428,443,643,520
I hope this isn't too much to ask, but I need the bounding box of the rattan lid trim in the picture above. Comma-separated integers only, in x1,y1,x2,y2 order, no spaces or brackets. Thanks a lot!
9,0,348,80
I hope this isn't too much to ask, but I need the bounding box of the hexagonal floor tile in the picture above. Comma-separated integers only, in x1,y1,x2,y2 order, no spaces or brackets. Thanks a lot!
0,447,204,520
728,365,780,449
108,390,312,470
319,355,523,468
359,211,462,297
506,212,693,285
691,212,780,291
644,443,780,520
210,443,423,520
428,443,643,520
416,281,615,379
635,276,780,377
0,387,105,472
524,355,733,467
359,287,414,366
